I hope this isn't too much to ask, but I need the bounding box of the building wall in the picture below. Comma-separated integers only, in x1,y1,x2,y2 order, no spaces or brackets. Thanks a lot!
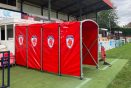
0,1,97,21
0,3,18,10
83,13,97,21
58,12,68,21
17,1,72,21
23,4,41,15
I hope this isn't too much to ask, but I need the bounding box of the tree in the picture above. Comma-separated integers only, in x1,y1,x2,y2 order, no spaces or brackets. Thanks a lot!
98,9,119,29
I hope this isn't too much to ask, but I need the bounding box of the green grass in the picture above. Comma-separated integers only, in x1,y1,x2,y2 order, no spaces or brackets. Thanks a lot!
0,43,130,88
106,43,131,88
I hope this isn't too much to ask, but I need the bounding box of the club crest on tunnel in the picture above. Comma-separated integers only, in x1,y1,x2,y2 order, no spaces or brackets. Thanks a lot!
66,35,74,49
31,36,37,47
18,35,24,46
48,35,54,48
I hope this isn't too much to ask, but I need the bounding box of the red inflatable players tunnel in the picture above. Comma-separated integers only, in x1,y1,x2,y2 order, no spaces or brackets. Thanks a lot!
15,19,99,79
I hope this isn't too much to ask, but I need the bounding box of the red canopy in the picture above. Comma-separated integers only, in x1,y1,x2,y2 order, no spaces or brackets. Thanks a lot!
103,0,113,8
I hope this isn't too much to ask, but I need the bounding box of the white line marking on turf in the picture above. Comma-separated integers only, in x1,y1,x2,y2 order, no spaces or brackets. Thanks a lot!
101,59,118,70
75,78,92,88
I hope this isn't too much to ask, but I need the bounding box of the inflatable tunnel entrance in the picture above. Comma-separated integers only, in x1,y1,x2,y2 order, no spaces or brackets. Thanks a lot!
82,20,99,67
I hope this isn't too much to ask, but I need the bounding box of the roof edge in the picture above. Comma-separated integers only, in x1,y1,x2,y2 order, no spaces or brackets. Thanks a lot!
103,0,113,8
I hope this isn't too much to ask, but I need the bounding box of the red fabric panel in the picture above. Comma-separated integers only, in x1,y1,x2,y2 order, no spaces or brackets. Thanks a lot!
15,26,27,66
101,46,106,61
60,22,81,77
82,21,98,66
42,23,59,74
28,24,42,70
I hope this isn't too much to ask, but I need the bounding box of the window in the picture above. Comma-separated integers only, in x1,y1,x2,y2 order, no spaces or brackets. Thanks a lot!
0,0,16,6
7,25,13,40
1,26,5,40
0,0,6,4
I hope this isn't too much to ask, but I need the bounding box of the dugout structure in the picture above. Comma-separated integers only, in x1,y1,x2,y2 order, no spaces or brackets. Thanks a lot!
15,19,99,79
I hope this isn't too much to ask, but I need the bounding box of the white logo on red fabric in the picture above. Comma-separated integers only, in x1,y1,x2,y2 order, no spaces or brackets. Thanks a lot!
31,36,37,47
66,35,74,49
18,35,24,46
48,35,54,48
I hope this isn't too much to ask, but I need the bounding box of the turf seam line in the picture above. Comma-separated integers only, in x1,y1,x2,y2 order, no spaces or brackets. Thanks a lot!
75,78,92,88
101,59,118,70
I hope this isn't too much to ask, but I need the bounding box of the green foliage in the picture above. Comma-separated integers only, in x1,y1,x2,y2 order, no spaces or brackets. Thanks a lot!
98,9,119,28
112,28,131,36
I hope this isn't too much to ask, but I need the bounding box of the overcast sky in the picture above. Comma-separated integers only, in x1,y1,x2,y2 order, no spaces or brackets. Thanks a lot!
111,0,131,26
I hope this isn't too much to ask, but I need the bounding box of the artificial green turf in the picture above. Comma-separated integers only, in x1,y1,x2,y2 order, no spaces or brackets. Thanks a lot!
0,43,130,88
83,59,127,88
0,59,127,88
106,43,131,88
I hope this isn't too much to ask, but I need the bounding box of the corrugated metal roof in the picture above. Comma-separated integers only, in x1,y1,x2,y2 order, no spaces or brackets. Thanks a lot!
22,0,113,17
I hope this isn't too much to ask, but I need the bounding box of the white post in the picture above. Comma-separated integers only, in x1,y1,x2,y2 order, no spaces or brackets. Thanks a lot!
0,27,1,42
40,28,43,71
97,25,99,69
5,25,7,42
58,25,61,76
80,22,83,80
13,24,15,39
13,24,16,55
